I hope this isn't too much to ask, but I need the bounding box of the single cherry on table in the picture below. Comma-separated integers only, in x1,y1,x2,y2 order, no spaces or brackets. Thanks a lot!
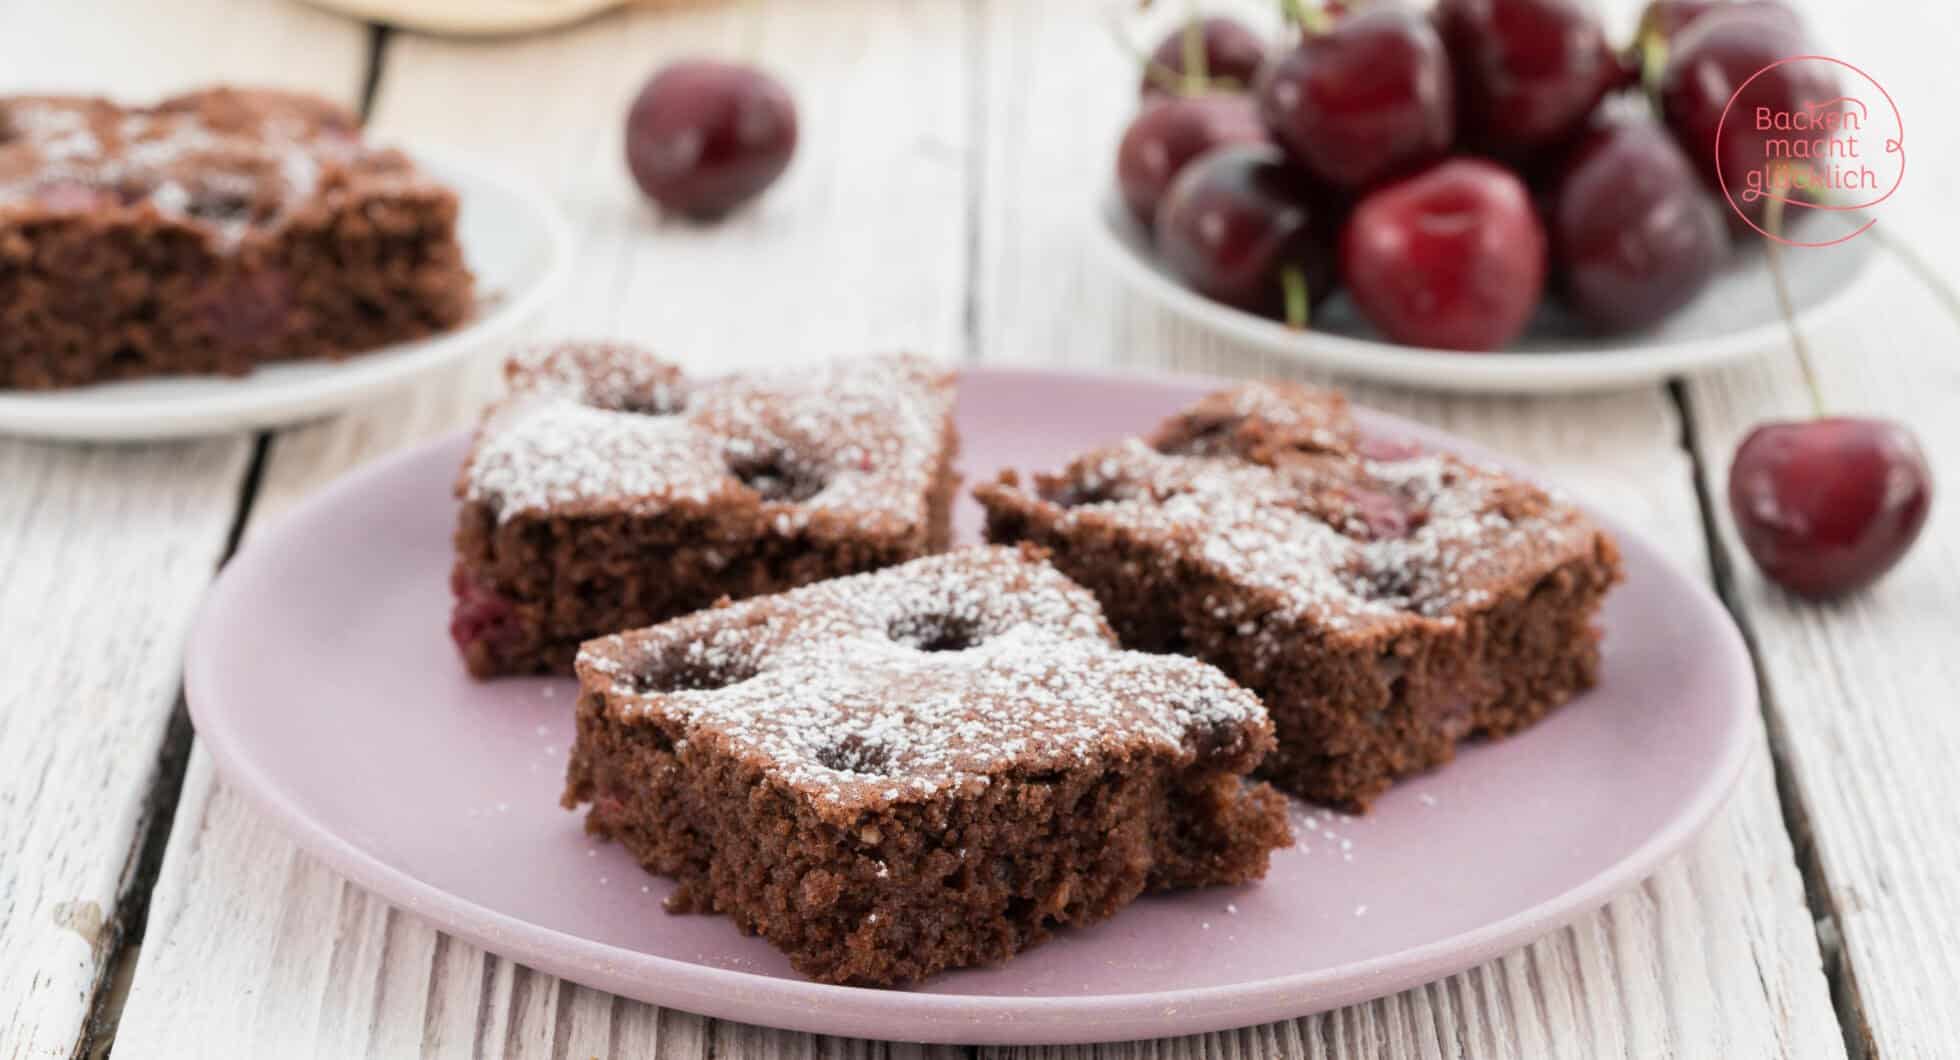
1435,0,1623,157
1116,94,1267,227
1153,145,1339,326
1141,16,1269,96
1549,117,1727,332
1339,157,1546,352
1257,6,1454,191
624,59,798,219
1728,418,1933,597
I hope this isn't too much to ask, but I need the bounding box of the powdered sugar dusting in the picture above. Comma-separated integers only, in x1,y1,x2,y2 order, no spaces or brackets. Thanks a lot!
0,89,434,250
468,399,727,512
998,383,1600,637
576,548,1272,808
464,343,955,530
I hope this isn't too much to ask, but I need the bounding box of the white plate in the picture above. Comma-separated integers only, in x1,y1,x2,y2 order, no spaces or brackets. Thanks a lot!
1092,188,1877,393
297,0,624,36
0,149,571,441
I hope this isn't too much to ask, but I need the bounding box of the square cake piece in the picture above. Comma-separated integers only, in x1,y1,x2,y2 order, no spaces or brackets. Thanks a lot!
452,343,960,678
0,87,473,389
564,546,1288,986
976,383,1623,810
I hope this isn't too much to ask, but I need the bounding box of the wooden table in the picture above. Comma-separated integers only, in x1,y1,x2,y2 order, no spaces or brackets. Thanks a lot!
4,0,1955,1055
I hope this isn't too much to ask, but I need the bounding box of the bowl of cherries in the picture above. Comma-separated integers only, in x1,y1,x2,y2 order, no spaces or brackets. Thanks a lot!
1100,0,1878,392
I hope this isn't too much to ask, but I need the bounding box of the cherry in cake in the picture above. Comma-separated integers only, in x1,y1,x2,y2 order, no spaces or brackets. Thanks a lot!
0,88,472,389
977,382,1623,810
563,546,1290,986
451,343,959,678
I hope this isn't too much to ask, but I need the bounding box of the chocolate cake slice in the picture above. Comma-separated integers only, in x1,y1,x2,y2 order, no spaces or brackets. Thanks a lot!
563,546,1290,986
0,87,472,389
976,382,1623,810
451,343,960,677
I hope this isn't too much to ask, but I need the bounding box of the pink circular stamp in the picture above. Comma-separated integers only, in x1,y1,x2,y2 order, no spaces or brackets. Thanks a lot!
1714,55,1905,247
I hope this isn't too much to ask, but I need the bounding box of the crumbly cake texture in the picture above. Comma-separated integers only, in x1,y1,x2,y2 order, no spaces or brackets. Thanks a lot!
976,382,1624,810
563,546,1290,986
0,87,472,389
451,343,961,678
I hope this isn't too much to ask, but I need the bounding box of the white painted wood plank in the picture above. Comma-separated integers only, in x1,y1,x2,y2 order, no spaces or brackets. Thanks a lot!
1680,258,1960,1060
1669,6,1960,1056
107,0,1910,1053
0,3,364,1058
115,2,973,1056
0,440,249,1060
967,0,1845,1056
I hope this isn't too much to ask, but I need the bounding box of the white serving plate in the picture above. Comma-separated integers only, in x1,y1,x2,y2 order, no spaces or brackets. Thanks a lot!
0,149,570,441
1092,188,1877,393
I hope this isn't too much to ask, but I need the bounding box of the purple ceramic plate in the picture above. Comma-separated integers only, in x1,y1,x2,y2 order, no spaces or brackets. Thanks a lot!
186,366,1757,1046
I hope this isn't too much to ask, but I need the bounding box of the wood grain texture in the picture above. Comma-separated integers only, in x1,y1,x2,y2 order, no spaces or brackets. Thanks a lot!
1671,6,1960,1056
1682,272,1960,1060
0,3,363,1057
0,440,249,1060
87,0,1938,1055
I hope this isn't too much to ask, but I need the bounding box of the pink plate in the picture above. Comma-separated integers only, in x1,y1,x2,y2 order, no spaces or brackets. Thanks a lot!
186,365,1757,1046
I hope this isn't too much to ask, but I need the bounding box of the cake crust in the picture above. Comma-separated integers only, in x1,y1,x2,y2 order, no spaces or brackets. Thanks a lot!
976,382,1623,809
451,343,961,677
0,87,472,389
563,546,1290,986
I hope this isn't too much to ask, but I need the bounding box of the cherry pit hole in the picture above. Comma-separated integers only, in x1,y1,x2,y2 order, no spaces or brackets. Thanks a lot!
813,733,894,777
889,613,986,653
633,655,758,694
728,452,826,503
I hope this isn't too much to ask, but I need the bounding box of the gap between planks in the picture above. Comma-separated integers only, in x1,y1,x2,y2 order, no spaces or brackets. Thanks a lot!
94,1,1855,1056
71,322,265,1060
1668,380,1871,1060
78,20,397,1050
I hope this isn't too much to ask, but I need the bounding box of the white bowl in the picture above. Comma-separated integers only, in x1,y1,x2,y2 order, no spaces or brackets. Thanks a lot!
1092,188,1877,393
0,148,571,441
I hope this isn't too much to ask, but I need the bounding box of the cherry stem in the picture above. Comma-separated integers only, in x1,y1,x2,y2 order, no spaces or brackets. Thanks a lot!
1867,223,1960,336
1761,194,1828,418
1179,4,1209,95
1279,0,1333,37
1281,266,1311,330
1637,27,1668,100
1112,10,1232,97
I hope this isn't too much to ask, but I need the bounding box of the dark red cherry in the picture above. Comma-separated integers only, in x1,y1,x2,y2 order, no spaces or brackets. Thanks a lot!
1339,157,1546,351
1154,145,1338,324
624,59,797,219
1550,118,1726,331
449,570,522,659
1142,17,1270,96
1116,94,1268,227
1436,0,1621,156
1256,7,1454,191
1728,418,1933,597
1658,5,1830,229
